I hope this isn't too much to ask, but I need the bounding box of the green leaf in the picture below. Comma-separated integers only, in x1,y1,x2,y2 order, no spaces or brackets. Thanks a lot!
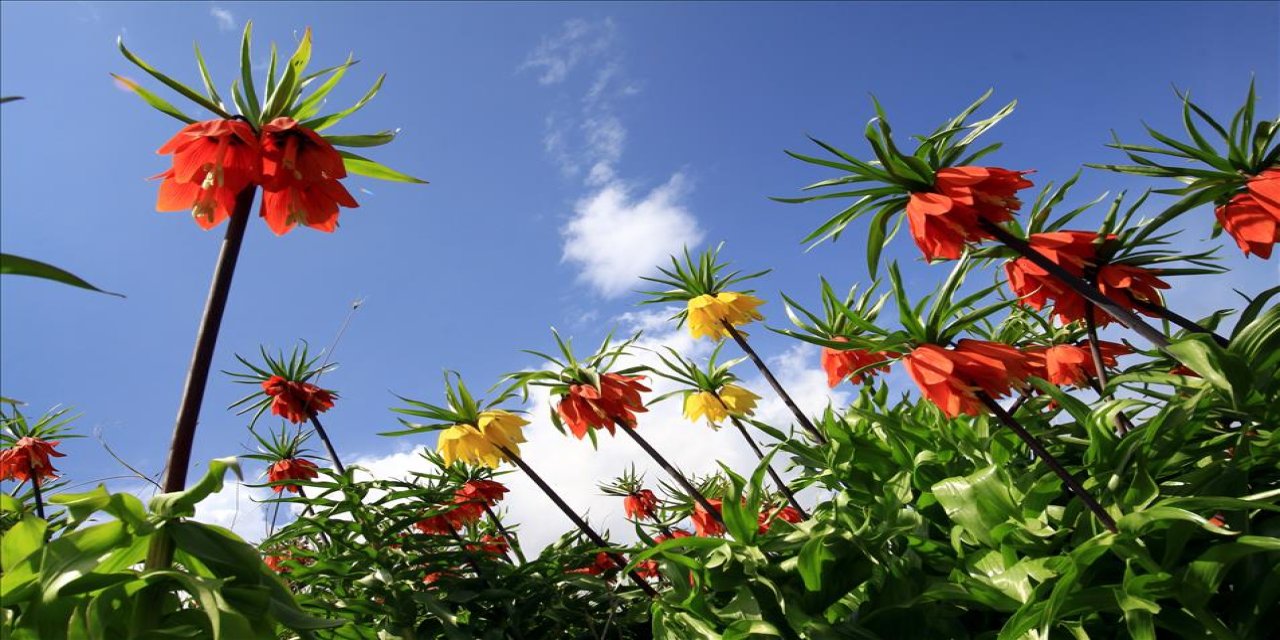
0,253,123,297
117,36,232,119
300,73,385,131
324,130,399,148
238,21,261,122
149,457,242,519
110,74,196,124
339,151,427,184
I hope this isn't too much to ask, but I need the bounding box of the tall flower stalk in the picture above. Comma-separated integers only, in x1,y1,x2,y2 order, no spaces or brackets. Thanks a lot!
651,345,806,518
641,246,828,444
118,23,423,571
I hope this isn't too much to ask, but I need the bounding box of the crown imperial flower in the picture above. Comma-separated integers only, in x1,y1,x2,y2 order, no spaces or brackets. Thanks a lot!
903,340,1032,418
686,292,765,340
906,166,1033,260
0,436,65,484
266,457,319,494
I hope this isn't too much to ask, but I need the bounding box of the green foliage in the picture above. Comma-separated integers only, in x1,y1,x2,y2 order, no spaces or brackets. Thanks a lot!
0,459,337,639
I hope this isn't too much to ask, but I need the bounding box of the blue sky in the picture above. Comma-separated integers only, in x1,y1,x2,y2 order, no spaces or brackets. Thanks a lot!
2,1,1277,544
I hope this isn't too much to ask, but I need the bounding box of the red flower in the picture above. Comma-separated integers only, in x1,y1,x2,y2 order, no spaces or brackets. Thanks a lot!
258,117,358,235
454,479,508,508
692,498,725,537
821,337,895,387
1215,169,1280,258
907,166,1033,260
261,376,336,424
414,514,455,536
1093,264,1169,325
466,534,509,555
566,551,621,576
266,457,319,494
635,558,660,579
155,119,261,229
556,373,650,439
0,436,65,483
264,553,290,573
654,529,692,545
903,340,1032,418
757,504,803,534
1004,231,1103,323
623,489,659,520
1027,341,1129,387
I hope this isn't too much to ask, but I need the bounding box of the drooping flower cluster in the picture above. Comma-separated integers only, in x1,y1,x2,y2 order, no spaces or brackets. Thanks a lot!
266,457,319,494
1005,230,1169,325
261,375,336,424
556,373,650,439
0,436,65,483
683,384,760,425
821,337,895,387
623,489,659,521
906,166,1034,260
156,117,358,235
691,498,726,537
437,411,529,468
686,292,765,340
566,551,621,576
1027,340,1130,388
1215,169,1280,258
903,340,1032,418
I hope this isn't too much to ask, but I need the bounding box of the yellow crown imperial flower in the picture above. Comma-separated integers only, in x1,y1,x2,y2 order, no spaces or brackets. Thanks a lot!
437,410,528,469
686,292,765,340
684,384,760,425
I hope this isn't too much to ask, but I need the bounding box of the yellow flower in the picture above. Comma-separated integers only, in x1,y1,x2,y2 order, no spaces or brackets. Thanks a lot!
478,410,529,453
716,384,759,418
684,390,726,424
437,424,502,468
437,411,529,469
686,292,765,340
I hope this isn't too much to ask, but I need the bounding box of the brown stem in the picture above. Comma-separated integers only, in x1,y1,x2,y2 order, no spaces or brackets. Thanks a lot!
981,220,1172,350
497,445,658,597
1084,309,1134,436
976,392,1117,533
308,414,346,475
1133,299,1229,347
722,322,828,444
484,503,526,564
727,415,807,519
30,476,46,521
147,187,256,572
614,419,724,526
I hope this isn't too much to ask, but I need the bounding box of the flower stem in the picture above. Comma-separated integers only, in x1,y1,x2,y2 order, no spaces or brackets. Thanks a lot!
980,220,1172,350
147,187,256,572
308,414,346,475
484,503,526,564
727,415,807,519
722,322,828,444
976,392,1118,533
30,476,46,521
1084,308,1134,436
1133,299,1230,347
497,445,658,597
614,419,724,526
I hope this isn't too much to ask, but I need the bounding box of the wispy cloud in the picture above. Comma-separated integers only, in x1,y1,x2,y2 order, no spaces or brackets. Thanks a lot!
520,18,616,86
210,5,235,31
524,18,701,298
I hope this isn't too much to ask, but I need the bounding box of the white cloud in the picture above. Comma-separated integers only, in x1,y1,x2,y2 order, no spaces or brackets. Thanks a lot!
524,18,704,298
520,18,616,85
562,175,703,298
194,480,274,542
209,5,234,31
